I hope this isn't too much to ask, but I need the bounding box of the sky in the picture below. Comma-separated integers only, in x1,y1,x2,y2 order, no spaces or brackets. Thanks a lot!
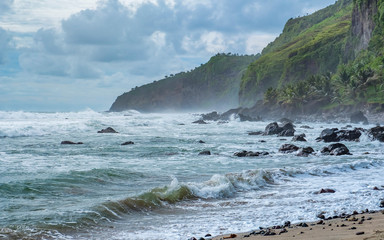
0,0,336,112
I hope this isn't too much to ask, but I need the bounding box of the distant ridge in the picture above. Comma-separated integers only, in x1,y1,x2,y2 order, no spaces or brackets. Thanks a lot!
109,54,259,112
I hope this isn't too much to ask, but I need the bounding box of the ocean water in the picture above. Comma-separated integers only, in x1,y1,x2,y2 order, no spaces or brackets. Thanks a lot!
0,110,383,240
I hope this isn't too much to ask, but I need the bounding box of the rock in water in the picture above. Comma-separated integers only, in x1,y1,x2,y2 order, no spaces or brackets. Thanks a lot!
317,128,361,142
193,120,208,124
199,150,211,155
265,122,281,135
297,147,315,157
350,111,369,125
368,126,384,142
292,134,307,142
234,151,269,157
61,141,83,145
321,143,351,156
121,141,134,145
316,188,336,194
279,144,299,153
98,127,118,133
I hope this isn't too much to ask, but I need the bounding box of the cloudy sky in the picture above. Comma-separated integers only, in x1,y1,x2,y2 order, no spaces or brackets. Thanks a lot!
0,0,336,112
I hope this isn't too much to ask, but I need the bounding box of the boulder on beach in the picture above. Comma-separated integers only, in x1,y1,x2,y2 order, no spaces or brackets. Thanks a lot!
61,141,83,145
98,127,118,133
316,128,361,142
350,111,369,125
321,143,351,156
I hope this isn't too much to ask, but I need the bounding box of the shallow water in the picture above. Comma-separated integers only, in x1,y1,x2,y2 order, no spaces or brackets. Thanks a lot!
0,110,383,240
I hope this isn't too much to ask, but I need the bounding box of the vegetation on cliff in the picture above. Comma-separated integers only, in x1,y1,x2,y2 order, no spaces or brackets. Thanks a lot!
261,0,384,115
110,53,259,112
239,0,354,107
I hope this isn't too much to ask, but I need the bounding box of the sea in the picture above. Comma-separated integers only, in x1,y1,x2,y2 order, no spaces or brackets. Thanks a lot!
0,109,383,240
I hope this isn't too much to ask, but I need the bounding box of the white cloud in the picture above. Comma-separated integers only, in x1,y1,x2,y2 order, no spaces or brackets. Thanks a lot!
0,0,338,111
246,33,277,54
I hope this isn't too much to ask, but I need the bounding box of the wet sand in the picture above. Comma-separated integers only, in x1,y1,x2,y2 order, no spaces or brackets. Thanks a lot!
213,211,384,240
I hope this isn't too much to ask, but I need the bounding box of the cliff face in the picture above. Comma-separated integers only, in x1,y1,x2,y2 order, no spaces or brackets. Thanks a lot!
109,54,259,112
352,0,378,52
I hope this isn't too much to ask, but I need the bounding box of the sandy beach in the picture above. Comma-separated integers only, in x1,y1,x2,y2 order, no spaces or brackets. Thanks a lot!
213,211,384,240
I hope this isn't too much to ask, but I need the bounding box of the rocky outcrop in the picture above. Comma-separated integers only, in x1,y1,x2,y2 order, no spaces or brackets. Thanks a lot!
316,128,361,142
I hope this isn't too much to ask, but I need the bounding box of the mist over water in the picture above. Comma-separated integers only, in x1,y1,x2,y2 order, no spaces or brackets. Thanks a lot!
0,110,383,239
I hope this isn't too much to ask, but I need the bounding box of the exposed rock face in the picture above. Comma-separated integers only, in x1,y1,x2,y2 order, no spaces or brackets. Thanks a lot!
316,128,361,142
350,111,369,125
352,0,378,52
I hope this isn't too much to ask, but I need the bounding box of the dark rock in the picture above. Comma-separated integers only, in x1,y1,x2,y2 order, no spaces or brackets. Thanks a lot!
317,214,326,219
284,221,291,227
198,140,206,143
259,140,267,143
368,126,384,142
204,234,212,237
264,122,295,136
201,111,220,121
316,188,336,194
278,122,295,136
61,141,83,145
300,125,313,129
321,143,351,156
279,144,299,153
248,131,264,136
350,111,369,125
317,128,361,142
121,141,134,145
199,151,211,155
234,151,269,157
98,127,118,133
265,122,281,135
380,200,384,208
193,120,208,124
292,134,307,142
356,232,365,235
297,147,315,157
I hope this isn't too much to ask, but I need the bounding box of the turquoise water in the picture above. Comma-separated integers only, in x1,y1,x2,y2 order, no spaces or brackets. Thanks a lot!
0,110,383,239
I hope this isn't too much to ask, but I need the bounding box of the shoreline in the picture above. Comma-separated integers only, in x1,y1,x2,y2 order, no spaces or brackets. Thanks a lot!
212,210,384,240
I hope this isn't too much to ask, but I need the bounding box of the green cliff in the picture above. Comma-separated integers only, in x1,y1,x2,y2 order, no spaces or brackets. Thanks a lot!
110,54,259,112
239,0,354,107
